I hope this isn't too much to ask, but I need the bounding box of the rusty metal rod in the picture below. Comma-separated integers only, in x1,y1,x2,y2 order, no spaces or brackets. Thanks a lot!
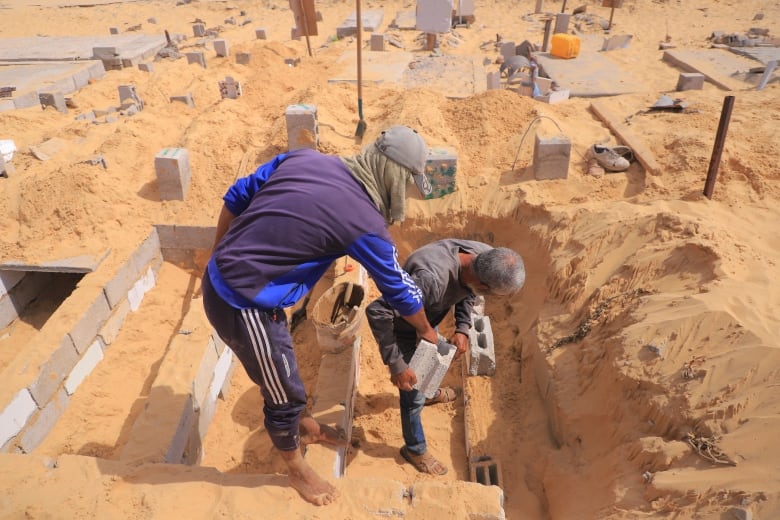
703,95,735,199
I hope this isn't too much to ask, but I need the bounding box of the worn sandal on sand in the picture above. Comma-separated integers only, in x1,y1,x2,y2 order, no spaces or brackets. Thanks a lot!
425,386,457,406
400,446,448,475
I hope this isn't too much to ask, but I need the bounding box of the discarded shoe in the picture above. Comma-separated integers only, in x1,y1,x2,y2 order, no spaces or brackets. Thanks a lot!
610,145,635,163
589,144,630,172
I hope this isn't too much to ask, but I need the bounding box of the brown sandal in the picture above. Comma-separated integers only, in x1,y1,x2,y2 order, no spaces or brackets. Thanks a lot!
425,386,458,406
400,446,448,475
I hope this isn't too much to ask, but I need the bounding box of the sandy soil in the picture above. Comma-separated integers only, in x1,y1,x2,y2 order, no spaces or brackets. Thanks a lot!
1,0,779,518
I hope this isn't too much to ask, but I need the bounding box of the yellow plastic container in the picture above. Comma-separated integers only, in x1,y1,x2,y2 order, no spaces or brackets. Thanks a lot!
550,33,581,59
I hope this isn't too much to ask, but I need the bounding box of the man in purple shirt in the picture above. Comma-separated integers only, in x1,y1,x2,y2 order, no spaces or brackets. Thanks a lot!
202,126,438,506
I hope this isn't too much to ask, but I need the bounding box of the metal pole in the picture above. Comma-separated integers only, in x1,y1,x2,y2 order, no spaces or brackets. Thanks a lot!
703,96,735,199
608,6,615,29
542,18,553,52
561,0,567,13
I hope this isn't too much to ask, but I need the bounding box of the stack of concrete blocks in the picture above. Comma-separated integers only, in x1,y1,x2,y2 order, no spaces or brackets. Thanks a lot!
676,72,705,91
193,23,206,37
533,133,571,180
218,77,242,99
118,84,144,112
154,148,191,200
285,104,319,151
467,313,496,376
370,33,385,51
336,9,384,38
170,93,195,108
213,39,229,57
0,230,162,454
38,92,67,113
424,147,457,199
186,52,207,68
255,28,267,39
236,52,252,65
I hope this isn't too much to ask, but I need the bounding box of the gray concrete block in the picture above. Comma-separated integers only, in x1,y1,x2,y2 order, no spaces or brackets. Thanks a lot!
103,256,140,309
109,27,119,35
554,13,571,34
601,34,633,51
38,91,68,113
155,225,216,250
0,389,38,449
64,338,105,395
336,9,385,38
286,104,318,151
68,289,112,354
154,148,191,201
255,28,267,39
213,39,229,57
676,72,705,91
118,84,144,110
370,33,386,51
132,228,162,274
467,314,496,376
218,77,242,99
170,93,195,108
13,91,40,109
486,71,501,90
18,387,69,454
500,41,516,60
186,52,206,68
99,298,130,347
138,62,153,72
193,23,206,37
533,134,570,180
236,52,251,65
28,334,79,406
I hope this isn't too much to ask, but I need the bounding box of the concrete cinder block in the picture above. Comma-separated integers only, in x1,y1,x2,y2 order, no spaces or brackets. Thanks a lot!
192,335,220,410
470,457,504,489
38,92,68,113
467,315,496,376
336,9,385,38
554,13,571,34
424,147,457,199
211,348,235,400
533,133,570,180
99,298,130,346
138,62,154,72
68,289,112,354
370,33,386,51
118,85,144,111
213,39,229,57
255,28,267,39
156,225,216,250
64,338,105,395
499,41,516,60
28,335,79,406
193,23,206,37
154,147,191,201
170,93,195,108
109,27,119,35
536,89,570,104
0,389,38,449
133,228,162,273
236,52,252,65
18,387,69,454
486,71,501,90
285,104,319,151
676,72,705,91
186,52,207,68
13,91,40,109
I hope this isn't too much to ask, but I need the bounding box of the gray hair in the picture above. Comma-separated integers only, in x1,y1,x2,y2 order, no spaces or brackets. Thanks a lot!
473,247,525,295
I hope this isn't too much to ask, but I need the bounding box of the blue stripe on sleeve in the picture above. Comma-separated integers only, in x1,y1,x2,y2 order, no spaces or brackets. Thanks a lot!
223,152,290,216
347,234,423,316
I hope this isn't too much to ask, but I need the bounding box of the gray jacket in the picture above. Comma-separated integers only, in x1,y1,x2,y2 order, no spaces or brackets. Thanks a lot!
365,239,491,375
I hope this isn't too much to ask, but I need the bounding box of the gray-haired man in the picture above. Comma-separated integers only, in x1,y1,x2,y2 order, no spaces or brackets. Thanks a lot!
365,239,525,475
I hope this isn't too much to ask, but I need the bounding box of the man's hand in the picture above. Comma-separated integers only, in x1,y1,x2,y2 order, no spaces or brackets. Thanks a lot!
391,368,417,392
451,331,469,361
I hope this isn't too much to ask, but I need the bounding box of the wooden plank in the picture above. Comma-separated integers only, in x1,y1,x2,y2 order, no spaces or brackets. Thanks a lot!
589,101,661,176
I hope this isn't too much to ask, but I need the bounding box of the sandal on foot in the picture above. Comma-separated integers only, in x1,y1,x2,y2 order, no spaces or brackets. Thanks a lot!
425,386,458,406
400,446,448,475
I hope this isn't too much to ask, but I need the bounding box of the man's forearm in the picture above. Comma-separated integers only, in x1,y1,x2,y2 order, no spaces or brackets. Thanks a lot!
400,307,437,344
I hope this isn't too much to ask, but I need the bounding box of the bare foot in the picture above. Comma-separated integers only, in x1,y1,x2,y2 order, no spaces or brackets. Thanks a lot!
299,415,349,447
281,449,340,506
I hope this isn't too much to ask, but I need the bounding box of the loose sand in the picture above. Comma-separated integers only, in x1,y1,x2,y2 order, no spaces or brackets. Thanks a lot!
1,0,779,518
